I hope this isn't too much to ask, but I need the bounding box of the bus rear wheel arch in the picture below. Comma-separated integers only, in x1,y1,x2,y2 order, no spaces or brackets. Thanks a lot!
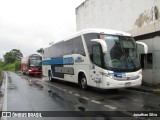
78,72,88,90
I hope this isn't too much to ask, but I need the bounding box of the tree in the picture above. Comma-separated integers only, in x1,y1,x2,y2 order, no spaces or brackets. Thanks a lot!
15,61,21,71
37,48,43,54
3,49,23,63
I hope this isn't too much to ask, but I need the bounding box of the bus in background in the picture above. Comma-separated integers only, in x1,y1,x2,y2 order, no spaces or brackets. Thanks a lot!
21,54,42,75
42,28,148,89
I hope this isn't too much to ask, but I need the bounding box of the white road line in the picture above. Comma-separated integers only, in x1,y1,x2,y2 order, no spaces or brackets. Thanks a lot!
3,72,8,111
74,94,80,97
104,104,117,110
90,100,101,104
39,79,119,110
81,96,90,100
1,72,8,120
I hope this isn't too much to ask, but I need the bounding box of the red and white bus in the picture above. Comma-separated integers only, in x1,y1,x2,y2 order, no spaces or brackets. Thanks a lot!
21,54,42,75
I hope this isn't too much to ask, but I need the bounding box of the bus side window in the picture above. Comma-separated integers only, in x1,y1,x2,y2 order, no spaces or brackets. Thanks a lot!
64,40,73,55
92,44,102,67
73,36,85,56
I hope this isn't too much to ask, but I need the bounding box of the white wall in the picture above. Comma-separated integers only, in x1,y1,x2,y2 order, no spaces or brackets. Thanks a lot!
139,36,160,85
76,0,160,36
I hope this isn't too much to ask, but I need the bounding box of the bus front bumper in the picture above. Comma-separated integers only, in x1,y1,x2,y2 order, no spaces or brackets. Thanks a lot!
102,75,142,89
28,71,42,75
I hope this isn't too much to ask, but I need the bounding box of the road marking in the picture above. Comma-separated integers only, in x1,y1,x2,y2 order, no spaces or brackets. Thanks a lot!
3,72,8,111
1,72,8,120
90,100,101,104
81,96,90,100
38,79,119,111
74,93,80,97
104,104,117,110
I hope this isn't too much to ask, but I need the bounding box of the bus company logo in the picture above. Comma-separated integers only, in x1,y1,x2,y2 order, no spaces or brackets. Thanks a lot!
75,57,84,63
63,57,74,64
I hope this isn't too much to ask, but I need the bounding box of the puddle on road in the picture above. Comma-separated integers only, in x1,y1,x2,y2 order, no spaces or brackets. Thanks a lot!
78,106,86,111
8,84,16,89
7,74,16,89
78,97,88,104
143,105,156,110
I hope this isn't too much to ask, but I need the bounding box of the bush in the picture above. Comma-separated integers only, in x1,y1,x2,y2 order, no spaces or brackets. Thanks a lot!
15,61,21,71
0,60,21,71
2,63,15,71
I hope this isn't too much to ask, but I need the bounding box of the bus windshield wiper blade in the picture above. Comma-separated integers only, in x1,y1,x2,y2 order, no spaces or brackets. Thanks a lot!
128,56,136,70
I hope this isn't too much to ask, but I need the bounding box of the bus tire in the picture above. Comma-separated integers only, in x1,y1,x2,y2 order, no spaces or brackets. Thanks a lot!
79,74,88,90
48,71,54,82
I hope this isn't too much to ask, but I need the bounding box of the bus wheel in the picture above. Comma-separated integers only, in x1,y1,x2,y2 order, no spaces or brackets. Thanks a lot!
80,75,88,90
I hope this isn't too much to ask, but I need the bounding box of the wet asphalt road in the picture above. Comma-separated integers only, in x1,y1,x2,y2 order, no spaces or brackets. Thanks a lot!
2,71,160,120
3,72,82,120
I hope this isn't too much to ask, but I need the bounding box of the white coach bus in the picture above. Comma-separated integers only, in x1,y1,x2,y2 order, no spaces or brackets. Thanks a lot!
42,28,147,89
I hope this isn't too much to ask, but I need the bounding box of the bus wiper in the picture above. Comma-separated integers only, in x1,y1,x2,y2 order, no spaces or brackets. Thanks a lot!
105,66,121,72
128,56,136,70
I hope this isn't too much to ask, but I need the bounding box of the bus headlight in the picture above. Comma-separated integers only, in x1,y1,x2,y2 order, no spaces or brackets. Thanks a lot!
138,70,142,77
29,70,32,72
103,73,115,79
108,75,115,79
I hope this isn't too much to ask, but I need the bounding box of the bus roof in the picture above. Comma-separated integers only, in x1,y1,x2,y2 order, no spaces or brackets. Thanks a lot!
63,28,131,41
45,28,132,47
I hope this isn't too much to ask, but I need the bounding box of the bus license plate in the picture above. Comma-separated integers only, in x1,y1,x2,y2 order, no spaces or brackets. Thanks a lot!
125,82,131,87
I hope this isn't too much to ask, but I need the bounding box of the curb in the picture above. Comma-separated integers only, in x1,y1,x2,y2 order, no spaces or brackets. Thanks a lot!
127,86,160,95
128,87,152,92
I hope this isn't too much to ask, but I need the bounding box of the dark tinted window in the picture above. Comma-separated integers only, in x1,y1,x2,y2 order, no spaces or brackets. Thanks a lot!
51,45,56,58
73,36,85,55
64,40,73,55
141,53,153,69
92,44,102,67
83,33,99,55
56,42,64,57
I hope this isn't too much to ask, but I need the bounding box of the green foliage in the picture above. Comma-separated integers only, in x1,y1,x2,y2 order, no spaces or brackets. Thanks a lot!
2,63,15,71
0,61,21,71
3,49,23,64
15,61,21,71
0,49,22,71
37,48,43,54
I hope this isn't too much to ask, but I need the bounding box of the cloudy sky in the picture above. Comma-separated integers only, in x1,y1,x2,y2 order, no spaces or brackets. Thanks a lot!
0,0,85,58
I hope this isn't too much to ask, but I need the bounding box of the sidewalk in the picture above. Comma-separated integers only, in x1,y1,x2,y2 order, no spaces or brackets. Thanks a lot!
128,84,160,95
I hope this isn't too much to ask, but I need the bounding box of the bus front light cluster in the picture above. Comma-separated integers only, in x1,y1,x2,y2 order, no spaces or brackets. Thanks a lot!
138,70,142,77
102,72,115,79
108,75,115,79
105,74,115,79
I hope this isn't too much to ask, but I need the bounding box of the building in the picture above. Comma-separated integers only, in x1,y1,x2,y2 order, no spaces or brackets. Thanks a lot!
76,0,160,85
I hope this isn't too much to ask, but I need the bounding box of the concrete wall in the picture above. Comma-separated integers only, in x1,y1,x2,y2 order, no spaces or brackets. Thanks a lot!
76,0,160,85
139,36,160,85
76,0,160,36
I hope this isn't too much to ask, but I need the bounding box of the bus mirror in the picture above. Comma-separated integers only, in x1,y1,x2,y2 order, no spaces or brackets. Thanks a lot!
136,41,148,54
91,39,107,53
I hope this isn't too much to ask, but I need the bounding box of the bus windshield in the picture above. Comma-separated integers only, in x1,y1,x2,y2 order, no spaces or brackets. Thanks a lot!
103,35,140,71
30,58,42,67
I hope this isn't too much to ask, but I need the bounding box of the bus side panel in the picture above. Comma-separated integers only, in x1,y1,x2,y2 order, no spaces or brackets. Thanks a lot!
71,55,91,85
51,64,64,79
42,65,51,77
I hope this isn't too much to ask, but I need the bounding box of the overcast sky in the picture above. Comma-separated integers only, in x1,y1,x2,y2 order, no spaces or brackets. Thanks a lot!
0,0,85,58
